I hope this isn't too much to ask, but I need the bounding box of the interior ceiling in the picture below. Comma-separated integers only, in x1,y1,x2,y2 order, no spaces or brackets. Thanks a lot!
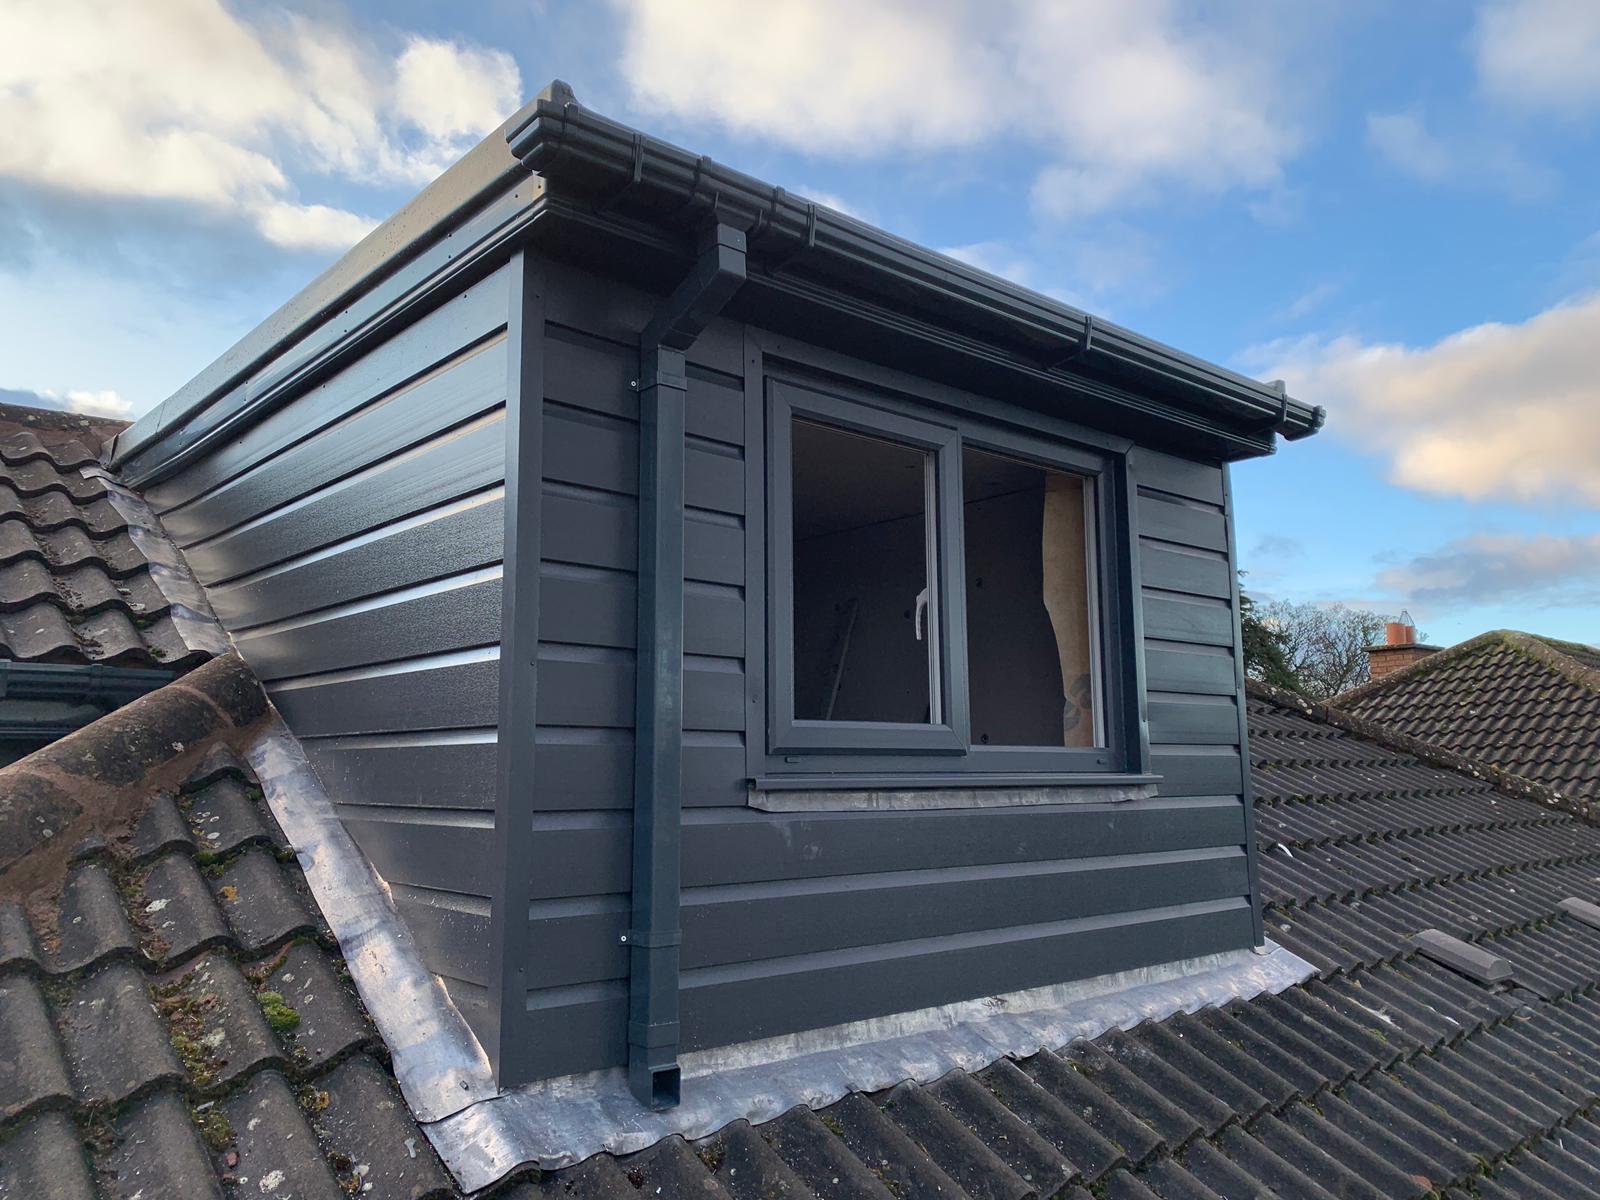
792,420,1066,542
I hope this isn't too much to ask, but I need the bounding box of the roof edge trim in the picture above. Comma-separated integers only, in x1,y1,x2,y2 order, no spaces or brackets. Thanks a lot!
506,81,1324,449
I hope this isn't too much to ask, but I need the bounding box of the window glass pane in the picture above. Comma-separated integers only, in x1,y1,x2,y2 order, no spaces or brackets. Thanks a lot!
963,448,1098,747
791,418,938,724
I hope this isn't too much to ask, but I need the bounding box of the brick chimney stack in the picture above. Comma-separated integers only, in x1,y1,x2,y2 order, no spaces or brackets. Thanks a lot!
1367,618,1440,681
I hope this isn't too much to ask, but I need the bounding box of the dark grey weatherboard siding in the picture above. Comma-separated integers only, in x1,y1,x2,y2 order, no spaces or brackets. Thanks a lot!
513,258,1255,1081
135,266,512,1041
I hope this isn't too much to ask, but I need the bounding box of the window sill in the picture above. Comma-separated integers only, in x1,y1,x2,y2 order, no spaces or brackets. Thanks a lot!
747,773,1161,812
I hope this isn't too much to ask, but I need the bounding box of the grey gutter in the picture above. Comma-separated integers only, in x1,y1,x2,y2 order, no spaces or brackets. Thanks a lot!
0,661,175,703
507,82,1324,444
113,80,1322,482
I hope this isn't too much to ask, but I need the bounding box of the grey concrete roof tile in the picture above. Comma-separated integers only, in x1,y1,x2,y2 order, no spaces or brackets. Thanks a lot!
924,1068,1077,1193
757,1107,901,1199
48,860,137,974
222,1070,343,1200
58,961,184,1106
185,774,272,858
134,850,231,966
311,1054,457,1200
159,952,284,1090
0,1108,98,1200
125,791,194,862
262,941,373,1071
100,1087,224,1200
707,1120,824,1200
0,900,41,972
210,847,321,954
877,1082,1030,1200
0,971,73,1121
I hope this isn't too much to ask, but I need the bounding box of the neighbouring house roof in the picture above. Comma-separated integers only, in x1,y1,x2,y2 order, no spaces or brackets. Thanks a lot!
0,408,222,669
0,658,461,1200
11,662,1600,1197
1338,628,1600,802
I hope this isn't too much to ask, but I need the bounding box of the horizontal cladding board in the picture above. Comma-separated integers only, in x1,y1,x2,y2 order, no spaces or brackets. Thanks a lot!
528,795,1245,900
532,729,745,811
341,812,492,898
184,413,507,586
1151,747,1245,796
390,889,490,987
540,563,743,659
145,268,510,515
237,572,502,681
522,899,1253,1079
1144,641,1237,695
1132,446,1225,506
1138,541,1232,599
1141,591,1233,647
544,403,744,516
301,731,497,811
1136,493,1226,552
269,653,498,736
536,645,743,732
162,337,507,546
208,490,505,631
544,326,745,447
542,259,745,379
541,484,743,586
528,847,1249,989
1147,693,1240,746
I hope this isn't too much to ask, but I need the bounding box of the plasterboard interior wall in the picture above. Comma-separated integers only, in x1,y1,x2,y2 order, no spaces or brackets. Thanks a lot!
516,257,1253,1081
140,267,512,1045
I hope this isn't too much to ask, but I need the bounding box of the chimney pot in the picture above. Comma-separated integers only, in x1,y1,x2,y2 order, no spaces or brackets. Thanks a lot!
1386,621,1415,646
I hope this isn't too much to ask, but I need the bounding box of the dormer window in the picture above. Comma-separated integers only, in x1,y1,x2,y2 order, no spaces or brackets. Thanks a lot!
757,375,1144,787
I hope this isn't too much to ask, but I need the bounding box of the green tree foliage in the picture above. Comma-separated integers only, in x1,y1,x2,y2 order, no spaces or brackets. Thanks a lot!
1239,584,1300,692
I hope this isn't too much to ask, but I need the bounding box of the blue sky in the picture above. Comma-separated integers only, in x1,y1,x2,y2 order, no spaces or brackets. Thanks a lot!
2,0,1598,646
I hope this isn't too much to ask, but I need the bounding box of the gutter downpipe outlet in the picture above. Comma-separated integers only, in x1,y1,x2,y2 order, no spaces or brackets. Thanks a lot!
628,221,747,1109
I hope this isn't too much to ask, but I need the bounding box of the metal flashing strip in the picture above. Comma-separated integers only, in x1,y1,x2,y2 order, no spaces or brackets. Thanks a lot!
243,708,1312,1193
82,465,232,660
244,719,498,1122
428,939,1315,1191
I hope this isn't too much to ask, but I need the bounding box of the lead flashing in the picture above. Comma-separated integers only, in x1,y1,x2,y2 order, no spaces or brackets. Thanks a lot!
427,939,1314,1190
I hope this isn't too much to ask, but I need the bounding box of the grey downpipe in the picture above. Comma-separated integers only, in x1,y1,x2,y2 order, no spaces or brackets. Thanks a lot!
628,221,747,1109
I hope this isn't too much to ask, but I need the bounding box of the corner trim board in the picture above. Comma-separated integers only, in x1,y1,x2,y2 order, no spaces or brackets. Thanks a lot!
487,251,546,1085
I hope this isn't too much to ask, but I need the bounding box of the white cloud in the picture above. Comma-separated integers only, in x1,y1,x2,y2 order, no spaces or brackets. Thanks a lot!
612,0,1300,220
1474,0,1600,114
1366,110,1557,200
1366,113,1456,183
0,1,522,252
1246,293,1600,505
1377,531,1600,609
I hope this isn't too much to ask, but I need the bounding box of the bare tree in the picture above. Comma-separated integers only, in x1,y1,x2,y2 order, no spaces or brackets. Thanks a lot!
1254,600,1398,698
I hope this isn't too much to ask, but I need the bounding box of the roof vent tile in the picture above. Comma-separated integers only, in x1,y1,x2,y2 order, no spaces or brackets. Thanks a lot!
1410,929,1513,986
1557,896,1600,929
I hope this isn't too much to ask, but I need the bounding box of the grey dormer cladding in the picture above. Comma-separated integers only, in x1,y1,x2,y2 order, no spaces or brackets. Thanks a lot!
108,81,1320,1095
